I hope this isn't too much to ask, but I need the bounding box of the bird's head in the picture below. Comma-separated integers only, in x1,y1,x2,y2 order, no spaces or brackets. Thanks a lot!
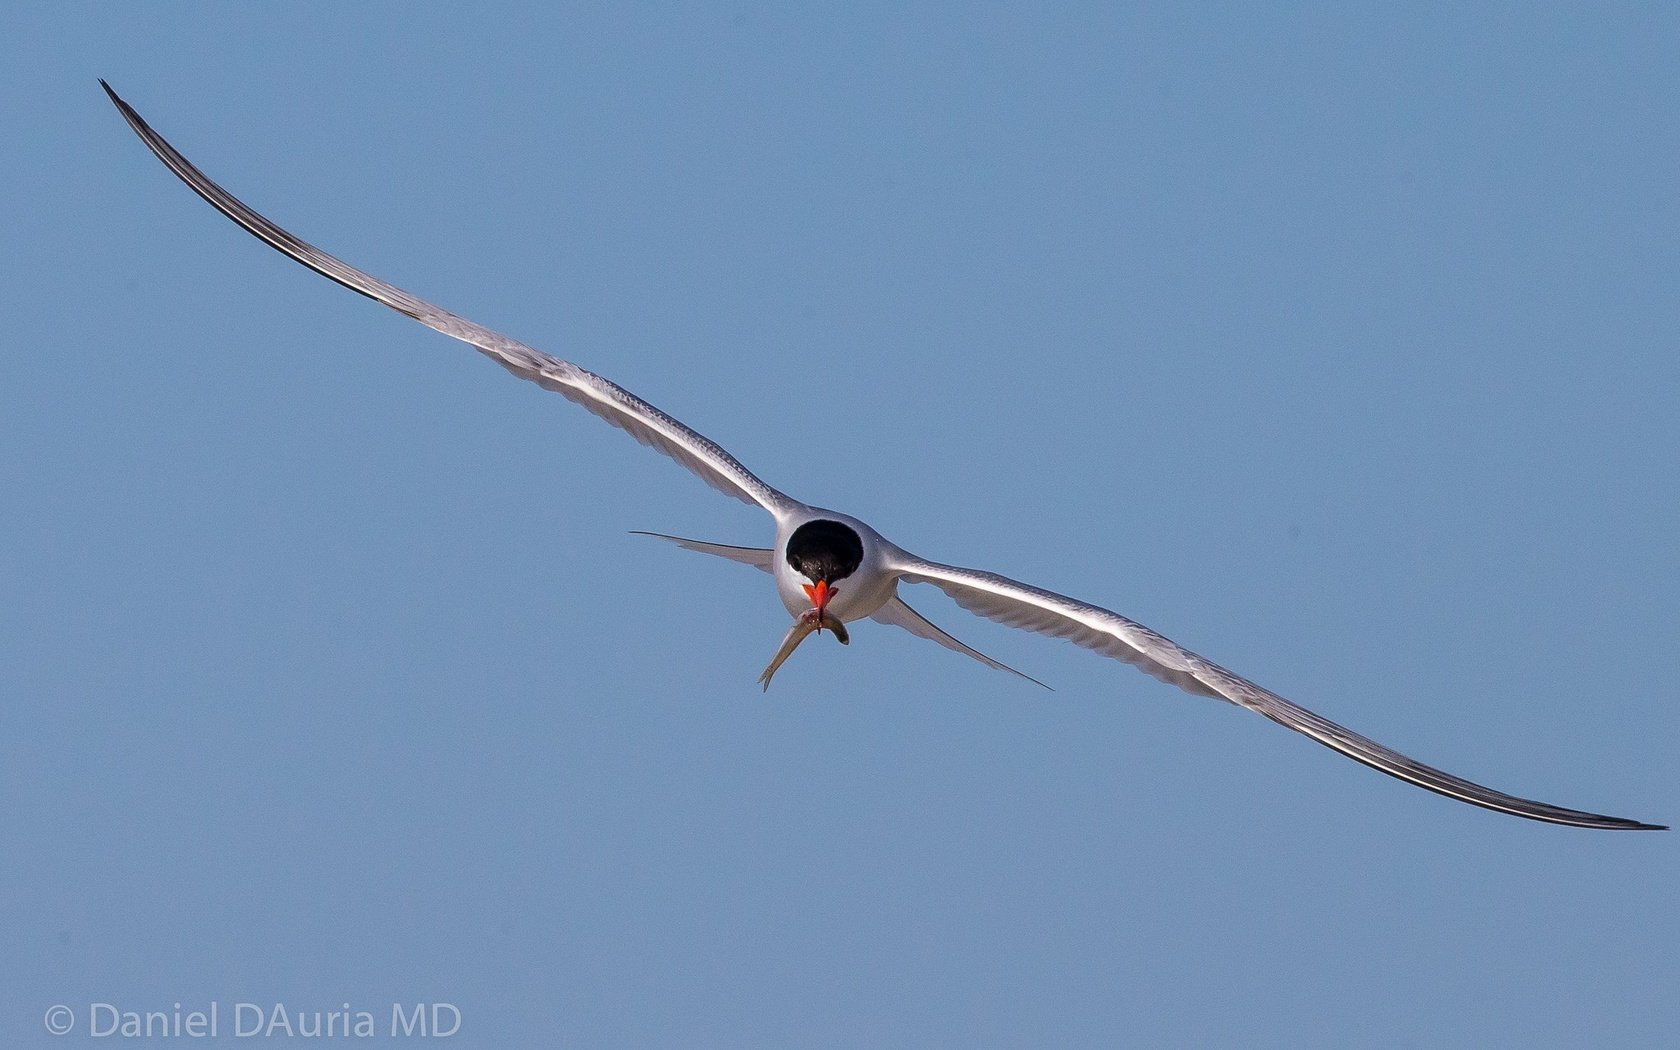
785,519,865,631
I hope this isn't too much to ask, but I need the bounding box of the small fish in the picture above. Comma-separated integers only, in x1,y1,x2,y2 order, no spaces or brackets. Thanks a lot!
758,609,850,691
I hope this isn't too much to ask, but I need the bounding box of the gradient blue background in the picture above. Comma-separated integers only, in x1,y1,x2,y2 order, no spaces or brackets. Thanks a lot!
4,4,1675,1047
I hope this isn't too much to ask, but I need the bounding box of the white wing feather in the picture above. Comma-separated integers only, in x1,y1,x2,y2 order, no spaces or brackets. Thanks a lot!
894,554,1662,830
103,83,798,519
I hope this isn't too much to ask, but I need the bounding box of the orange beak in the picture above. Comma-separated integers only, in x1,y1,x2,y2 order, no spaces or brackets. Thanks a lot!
802,579,837,622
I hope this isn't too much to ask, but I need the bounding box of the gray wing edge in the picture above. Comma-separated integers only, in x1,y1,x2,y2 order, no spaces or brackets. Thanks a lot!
898,558,1663,831
101,81,797,517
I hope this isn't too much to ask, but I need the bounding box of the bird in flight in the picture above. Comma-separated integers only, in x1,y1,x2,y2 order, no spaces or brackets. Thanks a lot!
102,82,1662,831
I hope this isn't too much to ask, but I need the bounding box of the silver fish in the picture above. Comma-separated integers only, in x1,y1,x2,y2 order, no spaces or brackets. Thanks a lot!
758,610,850,691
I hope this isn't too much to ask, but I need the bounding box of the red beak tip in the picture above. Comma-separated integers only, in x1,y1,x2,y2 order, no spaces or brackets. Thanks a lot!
802,580,838,615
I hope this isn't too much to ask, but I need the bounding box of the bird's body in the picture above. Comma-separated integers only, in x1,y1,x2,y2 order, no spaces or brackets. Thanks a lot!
102,81,1662,831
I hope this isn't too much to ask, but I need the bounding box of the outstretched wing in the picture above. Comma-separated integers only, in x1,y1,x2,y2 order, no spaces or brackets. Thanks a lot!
102,82,799,519
893,554,1662,830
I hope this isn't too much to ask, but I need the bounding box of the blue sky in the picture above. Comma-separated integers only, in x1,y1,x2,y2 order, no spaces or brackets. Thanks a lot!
4,4,1676,1047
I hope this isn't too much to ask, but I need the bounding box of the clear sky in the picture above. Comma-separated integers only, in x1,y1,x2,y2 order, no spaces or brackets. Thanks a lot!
4,4,1675,1047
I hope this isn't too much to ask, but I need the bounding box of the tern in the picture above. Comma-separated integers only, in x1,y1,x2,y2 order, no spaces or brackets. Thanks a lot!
102,82,1662,831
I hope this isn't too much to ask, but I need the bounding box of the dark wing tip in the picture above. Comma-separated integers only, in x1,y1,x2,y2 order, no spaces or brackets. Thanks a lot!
1015,669,1053,691
1553,812,1665,832
100,80,148,136
100,78,128,111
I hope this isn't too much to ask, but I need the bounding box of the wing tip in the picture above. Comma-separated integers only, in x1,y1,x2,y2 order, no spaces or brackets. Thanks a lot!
100,79,154,143
1021,669,1054,691
99,78,129,113
1545,811,1665,831
1475,799,1663,831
